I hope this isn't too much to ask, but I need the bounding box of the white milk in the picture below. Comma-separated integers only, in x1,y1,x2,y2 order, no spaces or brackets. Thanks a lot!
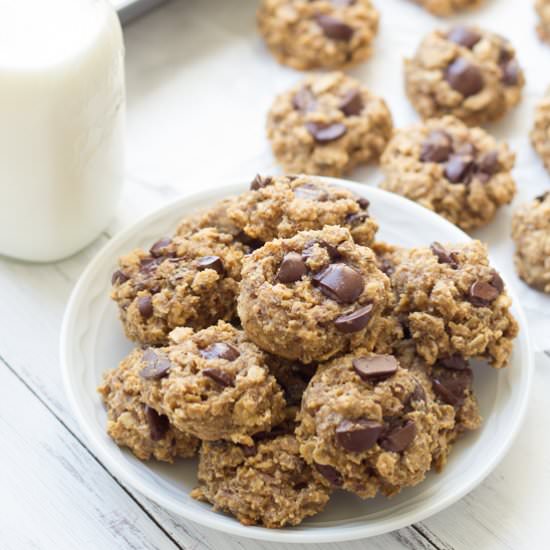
0,0,125,262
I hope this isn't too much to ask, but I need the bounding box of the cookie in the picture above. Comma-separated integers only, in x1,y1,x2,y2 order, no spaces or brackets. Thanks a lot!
192,434,330,528
409,0,484,16
512,192,550,293
405,26,525,125
296,352,455,499
267,72,393,176
257,0,379,70
388,241,518,368
222,174,378,246
238,225,392,363
114,322,286,445
536,0,550,42
98,360,199,462
531,89,550,174
380,115,516,231
111,228,245,346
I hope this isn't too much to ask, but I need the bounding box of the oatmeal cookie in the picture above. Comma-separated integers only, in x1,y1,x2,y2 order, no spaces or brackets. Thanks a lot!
297,352,455,499
512,192,550,293
224,174,378,246
267,72,393,176
389,241,518,368
114,322,286,445
257,0,379,70
531,89,550,174
409,0,483,16
111,228,245,346
98,361,199,462
380,116,516,231
192,434,330,528
238,225,391,363
405,26,525,125
536,0,550,42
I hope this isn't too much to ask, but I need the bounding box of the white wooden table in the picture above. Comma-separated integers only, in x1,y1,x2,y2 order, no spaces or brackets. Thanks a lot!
2,1,550,548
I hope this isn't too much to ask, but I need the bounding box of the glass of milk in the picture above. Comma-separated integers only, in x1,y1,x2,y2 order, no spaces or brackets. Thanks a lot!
0,0,125,262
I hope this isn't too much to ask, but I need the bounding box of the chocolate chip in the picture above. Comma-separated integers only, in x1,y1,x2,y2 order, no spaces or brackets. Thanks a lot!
420,130,452,163
432,370,472,406
150,237,172,258
315,14,354,41
302,239,341,261
447,26,481,49
196,255,225,275
379,420,416,453
276,252,307,283
334,304,374,333
501,58,520,86
490,270,504,293
445,58,484,97
439,354,469,370
241,444,257,457
445,154,474,184
353,355,399,382
315,464,343,486
430,242,459,268
312,263,364,304
339,89,363,116
292,87,316,112
294,183,329,201
202,368,235,387
477,151,499,175
305,121,347,144
335,419,384,453
468,280,500,306
139,256,163,275
137,296,153,319
357,197,370,210
346,212,369,226
140,349,171,380
378,258,394,276
536,191,550,202
200,342,240,361
250,174,273,190
144,406,170,441
111,270,129,285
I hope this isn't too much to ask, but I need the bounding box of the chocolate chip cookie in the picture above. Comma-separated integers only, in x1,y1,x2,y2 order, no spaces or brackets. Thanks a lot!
531,89,550,175
296,352,455,499
238,225,391,364
409,0,484,16
98,359,199,462
380,116,516,231
111,228,245,346
388,241,518,368
405,26,525,125
224,174,378,246
257,0,379,70
267,72,393,176
111,322,286,445
536,0,550,42
192,434,331,528
512,192,550,293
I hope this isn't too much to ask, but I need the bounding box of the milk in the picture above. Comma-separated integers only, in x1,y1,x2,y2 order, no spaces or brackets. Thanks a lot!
0,0,125,262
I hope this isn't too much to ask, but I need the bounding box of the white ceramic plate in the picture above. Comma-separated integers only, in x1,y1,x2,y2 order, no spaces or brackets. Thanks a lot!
61,179,533,544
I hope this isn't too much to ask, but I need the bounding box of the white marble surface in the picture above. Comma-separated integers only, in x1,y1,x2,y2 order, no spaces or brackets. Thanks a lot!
1,1,550,549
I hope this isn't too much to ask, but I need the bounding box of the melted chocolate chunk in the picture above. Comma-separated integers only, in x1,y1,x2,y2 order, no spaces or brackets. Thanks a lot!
196,255,225,275
305,121,347,144
250,174,273,190
447,26,481,49
339,89,363,116
140,349,172,380
137,296,154,319
315,463,343,486
112,270,129,286
202,368,235,387
334,304,374,333
276,252,307,283
431,242,459,268
468,280,500,306
420,130,452,163
445,154,475,184
145,406,170,441
294,183,329,201
352,355,399,382
315,14,354,41
200,342,240,361
445,58,484,97
336,419,384,453
312,263,364,303
292,87,317,112
379,420,416,453
302,239,341,262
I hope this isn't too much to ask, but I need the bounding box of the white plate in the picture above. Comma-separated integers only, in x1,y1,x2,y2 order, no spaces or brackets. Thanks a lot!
60,179,533,544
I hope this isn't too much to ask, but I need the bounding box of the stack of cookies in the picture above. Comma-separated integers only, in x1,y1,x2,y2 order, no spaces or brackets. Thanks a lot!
99,176,518,528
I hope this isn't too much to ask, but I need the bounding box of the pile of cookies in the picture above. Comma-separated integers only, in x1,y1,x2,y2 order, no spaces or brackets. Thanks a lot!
99,175,518,528
259,0,550,293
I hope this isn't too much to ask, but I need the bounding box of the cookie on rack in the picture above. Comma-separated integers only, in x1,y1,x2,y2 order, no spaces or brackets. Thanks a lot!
238,225,391,364
380,115,516,231
405,26,524,125
192,434,331,528
296,352,456,499
257,0,379,70
267,72,393,176
111,228,245,346
512,192,550,293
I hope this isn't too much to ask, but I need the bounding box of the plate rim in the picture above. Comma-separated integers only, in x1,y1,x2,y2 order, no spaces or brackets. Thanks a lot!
60,178,534,544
